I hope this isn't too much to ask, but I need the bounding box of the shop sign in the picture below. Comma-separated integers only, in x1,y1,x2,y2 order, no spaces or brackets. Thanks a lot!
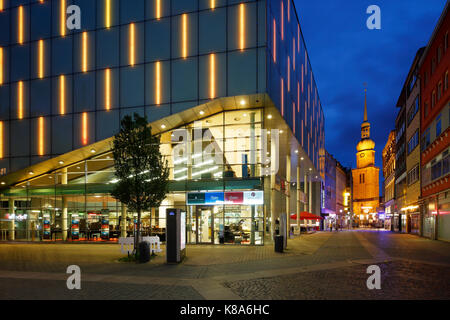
205,192,224,204
225,192,244,204
187,191,264,205
187,193,205,204
243,191,264,204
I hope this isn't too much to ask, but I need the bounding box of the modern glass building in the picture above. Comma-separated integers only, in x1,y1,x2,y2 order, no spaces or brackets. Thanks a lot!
0,0,325,245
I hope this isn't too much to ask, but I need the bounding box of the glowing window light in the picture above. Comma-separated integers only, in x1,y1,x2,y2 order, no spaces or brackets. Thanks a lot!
273,19,276,62
156,0,161,19
287,0,290,21
211,0,215,10
293,103,296,134
18,6,24,44
293,38,295,70
105,0,111,28
60,0,66,37
287,56,290,92
281,78,284,116
0,47,3,85
182,14,187,58
82,112,88,145
301,64,304,92
18,81,24,119
210,54,216,99
38,40,44,79
59,75,65,115
297,81,300,112
129,23,135,66
281,1,284,40
0,121,3,159
155,61,161,105
82,32,88,72
239,4,245,50
0,0,3,12
105,69,111,110
38,117,44,156
298,26,300,52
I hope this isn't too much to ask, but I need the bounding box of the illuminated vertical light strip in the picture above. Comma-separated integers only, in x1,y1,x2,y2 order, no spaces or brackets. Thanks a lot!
59,75,65,115
18,81,23,119
105,0,111,28
281,78,284,116
239,4,245,50
288,0,290,21
0,0,3,12
156,0,161,19
60,0,66,37
105,69,111,110
293,38,295,70
273,19,276,62
287,56,290,91
82,112,88,145
38,117,44,156
182,14,188,58
301,64,304,92
155,61,161,105
129,23,135,66
297,26,300,52
297,81,300,112
18,6,24,44
0,47,3,85
210,54,216,99
0,121,3,159
281,1,284,40
82,32,88,72
38,40,44,79
293,103,295,134
211,0,215,10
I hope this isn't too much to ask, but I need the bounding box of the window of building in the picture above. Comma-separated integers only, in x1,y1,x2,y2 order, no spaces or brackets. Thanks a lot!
407,130,419,154
408,165,419,185
445,71,449,91
421,127,431,151
438,82,442,100
432,57,436,74
436,113,442,137
432,90,436,108
446,32,449,52
407,97,419,125
359,173,365,184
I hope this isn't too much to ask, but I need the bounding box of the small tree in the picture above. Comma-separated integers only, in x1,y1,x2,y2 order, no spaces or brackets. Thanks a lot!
111,113,169,256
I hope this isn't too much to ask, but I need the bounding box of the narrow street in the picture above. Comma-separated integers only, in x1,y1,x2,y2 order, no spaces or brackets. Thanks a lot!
0,230,448,300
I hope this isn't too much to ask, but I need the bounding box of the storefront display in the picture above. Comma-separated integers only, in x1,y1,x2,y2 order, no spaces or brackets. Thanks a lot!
43,213,51,240
71,214,80,240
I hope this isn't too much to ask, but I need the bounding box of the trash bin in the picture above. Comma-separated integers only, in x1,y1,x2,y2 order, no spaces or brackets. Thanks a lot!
275,235,284,253
139,241,151,263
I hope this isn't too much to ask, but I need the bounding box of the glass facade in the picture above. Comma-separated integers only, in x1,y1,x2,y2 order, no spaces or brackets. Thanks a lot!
0,0,325,245
0,109,267,244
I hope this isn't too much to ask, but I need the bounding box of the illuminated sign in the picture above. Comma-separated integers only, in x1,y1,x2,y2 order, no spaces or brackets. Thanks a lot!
187,191,264,205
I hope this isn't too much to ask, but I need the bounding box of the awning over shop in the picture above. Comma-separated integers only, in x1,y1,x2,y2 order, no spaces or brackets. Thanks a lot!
290,212,323,220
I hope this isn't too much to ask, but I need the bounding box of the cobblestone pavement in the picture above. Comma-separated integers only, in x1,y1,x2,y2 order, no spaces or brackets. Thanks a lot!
0,230,449,300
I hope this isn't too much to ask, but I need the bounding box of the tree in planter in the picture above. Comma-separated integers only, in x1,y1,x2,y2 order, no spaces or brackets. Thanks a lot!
111,113,169,256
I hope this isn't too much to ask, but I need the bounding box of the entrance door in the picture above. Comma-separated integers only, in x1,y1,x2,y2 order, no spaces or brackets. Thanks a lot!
197,207,213,244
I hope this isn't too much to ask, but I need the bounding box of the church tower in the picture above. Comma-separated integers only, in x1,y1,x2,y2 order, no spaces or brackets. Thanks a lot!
352,89,380,225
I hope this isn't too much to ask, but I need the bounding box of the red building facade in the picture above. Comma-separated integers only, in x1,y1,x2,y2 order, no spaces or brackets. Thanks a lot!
419,2,450,241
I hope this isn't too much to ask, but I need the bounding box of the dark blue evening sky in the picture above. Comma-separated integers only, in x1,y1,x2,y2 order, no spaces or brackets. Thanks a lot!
294,0,446,176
